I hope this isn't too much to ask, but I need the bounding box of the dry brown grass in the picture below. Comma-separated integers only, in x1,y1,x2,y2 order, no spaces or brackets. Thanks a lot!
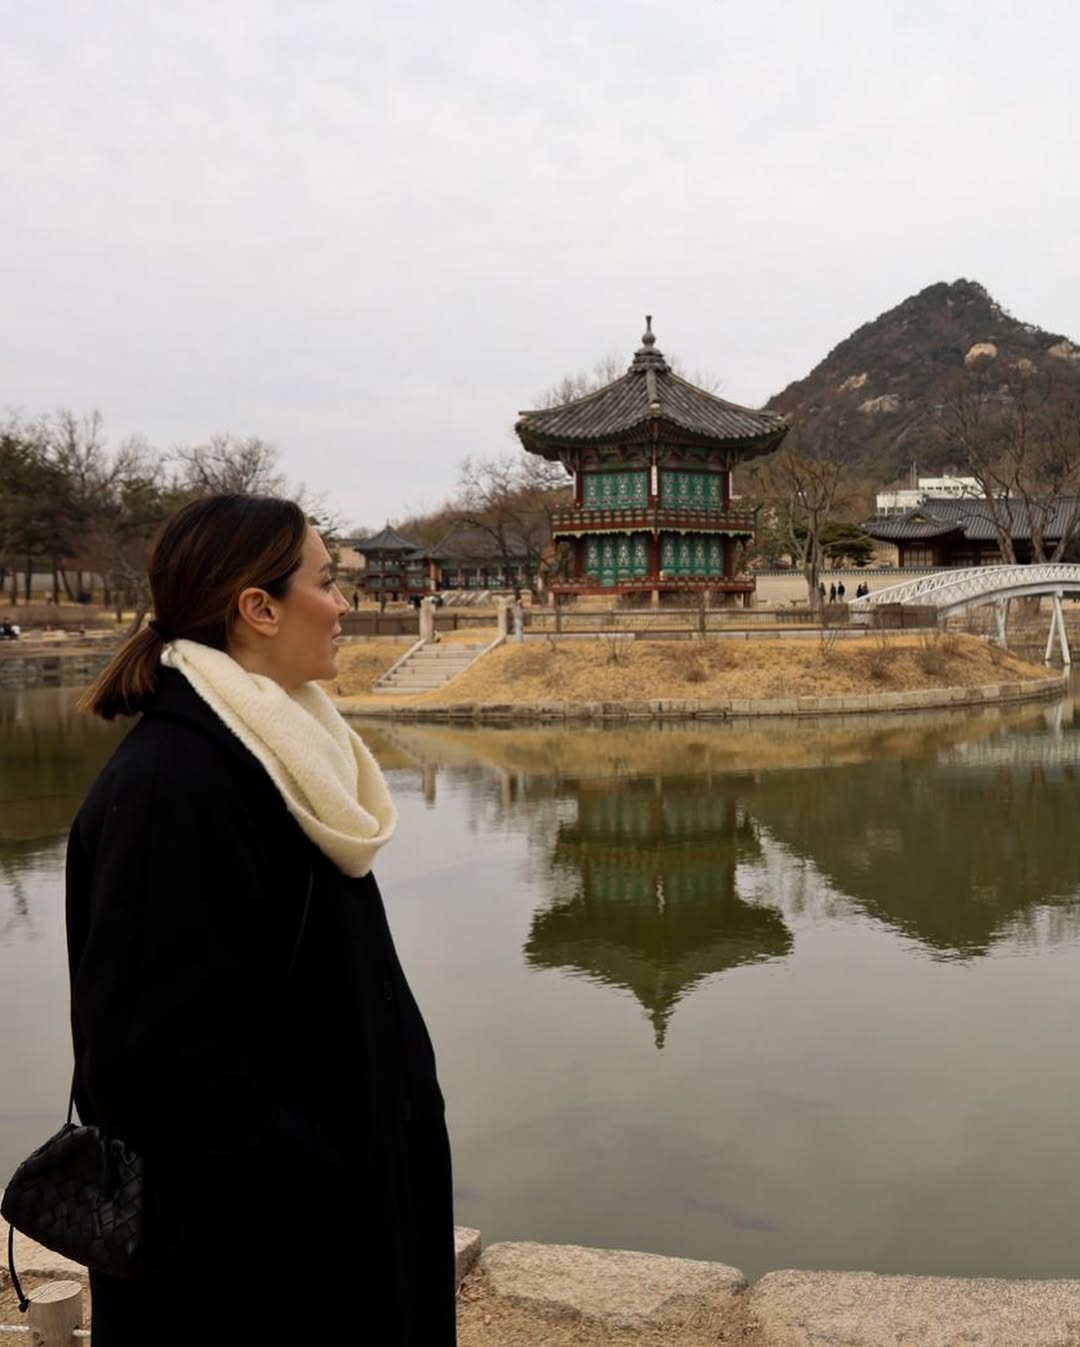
397,633,1051,707
330,638,413,694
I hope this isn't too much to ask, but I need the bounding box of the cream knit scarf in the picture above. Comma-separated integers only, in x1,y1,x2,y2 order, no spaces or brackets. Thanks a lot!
161,639,396,878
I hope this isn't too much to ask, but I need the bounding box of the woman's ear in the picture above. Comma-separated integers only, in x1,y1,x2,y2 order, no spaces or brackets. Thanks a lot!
235,586,280,639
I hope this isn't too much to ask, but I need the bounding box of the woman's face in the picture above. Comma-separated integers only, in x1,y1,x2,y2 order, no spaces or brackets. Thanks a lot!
269,527,349,686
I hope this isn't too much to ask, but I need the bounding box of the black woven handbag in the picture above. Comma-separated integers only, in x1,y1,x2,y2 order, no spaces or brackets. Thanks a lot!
3,868,313,1311
2,1102,160,1307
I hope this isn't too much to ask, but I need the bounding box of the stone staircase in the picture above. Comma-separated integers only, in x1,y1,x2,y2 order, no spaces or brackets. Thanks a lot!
373,640,493,695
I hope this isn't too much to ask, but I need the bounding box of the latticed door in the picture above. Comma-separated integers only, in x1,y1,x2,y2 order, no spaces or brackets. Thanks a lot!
659,470,725,511
582,471,648,510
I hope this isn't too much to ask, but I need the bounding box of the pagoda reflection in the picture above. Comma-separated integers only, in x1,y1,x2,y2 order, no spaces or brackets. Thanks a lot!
526,775,792,1047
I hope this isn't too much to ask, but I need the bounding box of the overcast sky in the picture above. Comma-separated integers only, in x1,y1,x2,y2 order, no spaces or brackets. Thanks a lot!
3,0,1078,532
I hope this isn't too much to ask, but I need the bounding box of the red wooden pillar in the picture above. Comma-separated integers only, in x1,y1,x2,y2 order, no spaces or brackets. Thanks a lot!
648,533,659,579
722,469,731,510
575,539,585,580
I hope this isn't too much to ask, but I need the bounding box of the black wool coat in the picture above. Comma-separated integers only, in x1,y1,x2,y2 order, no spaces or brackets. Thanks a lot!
65,669,456,1346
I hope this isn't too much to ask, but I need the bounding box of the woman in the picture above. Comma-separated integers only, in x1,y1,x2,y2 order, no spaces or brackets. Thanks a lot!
67,494,456,1345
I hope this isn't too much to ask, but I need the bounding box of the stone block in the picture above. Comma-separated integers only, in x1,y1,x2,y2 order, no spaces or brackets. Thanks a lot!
454,1226,481,1286
479,1240,746,1331
750,1268,1080,1347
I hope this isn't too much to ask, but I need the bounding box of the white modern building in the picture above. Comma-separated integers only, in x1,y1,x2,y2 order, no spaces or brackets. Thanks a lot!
875,474,983,516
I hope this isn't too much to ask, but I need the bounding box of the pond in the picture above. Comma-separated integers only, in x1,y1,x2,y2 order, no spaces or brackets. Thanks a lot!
4,687,1080,1282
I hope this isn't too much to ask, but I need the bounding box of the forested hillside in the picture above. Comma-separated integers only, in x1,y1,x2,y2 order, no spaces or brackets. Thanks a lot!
765,279,1080,489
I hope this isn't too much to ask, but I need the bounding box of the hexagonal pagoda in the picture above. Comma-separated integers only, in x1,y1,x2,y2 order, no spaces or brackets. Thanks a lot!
515,318,788,603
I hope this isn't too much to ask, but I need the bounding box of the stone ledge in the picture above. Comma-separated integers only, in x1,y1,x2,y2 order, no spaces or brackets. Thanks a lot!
454,1225,482,1286
749,1268,1080,1347
478,1240,746,1331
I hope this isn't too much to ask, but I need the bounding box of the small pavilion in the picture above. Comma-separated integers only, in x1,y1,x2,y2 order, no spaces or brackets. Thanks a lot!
349,525,435,602
515,319,788,603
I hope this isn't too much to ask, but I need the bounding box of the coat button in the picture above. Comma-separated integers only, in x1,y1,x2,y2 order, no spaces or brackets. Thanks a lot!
382,979,394,1002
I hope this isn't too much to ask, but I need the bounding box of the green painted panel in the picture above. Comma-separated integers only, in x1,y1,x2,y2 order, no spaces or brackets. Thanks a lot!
583,532,649,585
659,533,726,577
582,471,648,510
659,470,725,511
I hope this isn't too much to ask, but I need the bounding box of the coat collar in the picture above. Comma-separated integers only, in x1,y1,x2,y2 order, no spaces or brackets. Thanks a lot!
146,665,271,789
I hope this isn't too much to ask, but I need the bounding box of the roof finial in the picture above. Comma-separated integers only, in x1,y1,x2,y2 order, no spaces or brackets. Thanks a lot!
630,315,669,373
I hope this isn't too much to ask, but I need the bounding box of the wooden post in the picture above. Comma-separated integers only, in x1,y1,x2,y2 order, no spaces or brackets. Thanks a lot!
28,1280,83,1346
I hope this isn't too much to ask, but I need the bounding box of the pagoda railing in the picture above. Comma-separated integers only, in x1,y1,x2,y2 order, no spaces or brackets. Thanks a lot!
551,505,757,533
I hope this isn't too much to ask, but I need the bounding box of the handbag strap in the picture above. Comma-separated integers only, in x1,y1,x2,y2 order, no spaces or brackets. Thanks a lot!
6,867,314,1313
8,1224,28,1314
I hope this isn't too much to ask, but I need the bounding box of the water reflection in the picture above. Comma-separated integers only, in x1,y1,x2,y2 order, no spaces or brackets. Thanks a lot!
750,756,1080,957
10,688,1080,1277
368,699,1080,1040
0,688,127,856
526,777,790,1047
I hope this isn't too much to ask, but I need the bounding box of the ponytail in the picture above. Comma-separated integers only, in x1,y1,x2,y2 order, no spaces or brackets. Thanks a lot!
77,623,170,721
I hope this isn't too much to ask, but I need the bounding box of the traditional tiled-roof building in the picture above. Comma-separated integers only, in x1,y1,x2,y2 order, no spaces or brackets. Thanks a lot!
515,319,788,602
862,498,1080,568
349,525,437,601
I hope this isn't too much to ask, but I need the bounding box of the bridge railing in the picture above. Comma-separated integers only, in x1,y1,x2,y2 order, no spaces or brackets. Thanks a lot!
849,564,1080,612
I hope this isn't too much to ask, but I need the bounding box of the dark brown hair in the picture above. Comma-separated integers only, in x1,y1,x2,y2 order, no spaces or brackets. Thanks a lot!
80,493,308,720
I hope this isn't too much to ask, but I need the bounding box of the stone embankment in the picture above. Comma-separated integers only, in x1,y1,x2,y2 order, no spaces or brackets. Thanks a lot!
458,1234,1080,1346
9,1222,1080,1345
344,671,1068,723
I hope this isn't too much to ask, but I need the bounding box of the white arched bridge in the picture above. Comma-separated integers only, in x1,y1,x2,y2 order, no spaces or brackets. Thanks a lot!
848,563,1080,666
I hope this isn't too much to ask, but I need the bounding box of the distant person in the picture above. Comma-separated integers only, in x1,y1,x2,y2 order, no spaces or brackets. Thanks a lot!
352,589,360,610
837,581,846,601
64,495,456,1345
818,582,826,603
829,583,837,603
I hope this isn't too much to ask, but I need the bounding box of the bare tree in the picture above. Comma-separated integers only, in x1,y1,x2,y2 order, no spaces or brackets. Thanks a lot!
533,351,723,409
450,454,571,597
172,433,286,496
749,423,850,612
937,367,1080,563
533,354,625,409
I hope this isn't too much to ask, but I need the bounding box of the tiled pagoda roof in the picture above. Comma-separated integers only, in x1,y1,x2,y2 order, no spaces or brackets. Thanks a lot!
350,525,425,556
516,318,788,457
